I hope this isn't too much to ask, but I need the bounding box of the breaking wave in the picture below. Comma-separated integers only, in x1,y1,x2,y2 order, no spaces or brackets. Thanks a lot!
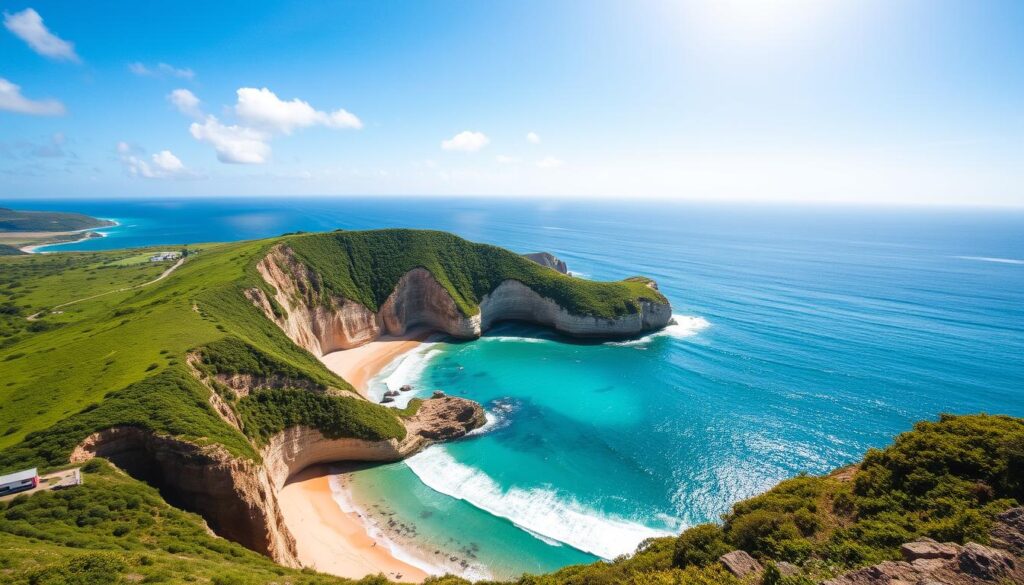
405,447,674,560
606,314,710,347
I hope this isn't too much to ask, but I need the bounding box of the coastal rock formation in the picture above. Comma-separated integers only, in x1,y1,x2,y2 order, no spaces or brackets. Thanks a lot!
823,509,1024,585
719,550,763,578
252,244,671,357
523,251,569,274
69,395,485,568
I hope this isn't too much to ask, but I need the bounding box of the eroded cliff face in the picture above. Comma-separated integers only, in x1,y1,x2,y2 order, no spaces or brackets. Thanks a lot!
253,245,672,358
71,395,485,568
479,279,673,337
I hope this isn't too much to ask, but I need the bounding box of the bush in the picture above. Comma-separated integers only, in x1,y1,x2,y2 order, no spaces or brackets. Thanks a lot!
673,524,731,568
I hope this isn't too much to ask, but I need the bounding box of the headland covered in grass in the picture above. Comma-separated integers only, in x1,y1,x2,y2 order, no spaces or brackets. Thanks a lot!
0,207,117,254
0,228,675,581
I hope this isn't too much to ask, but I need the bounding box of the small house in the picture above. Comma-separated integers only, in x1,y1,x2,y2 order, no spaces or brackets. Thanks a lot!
0,468,39,496
149,251,181,262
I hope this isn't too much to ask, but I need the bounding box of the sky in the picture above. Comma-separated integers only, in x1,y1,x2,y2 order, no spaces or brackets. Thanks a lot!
1,0,1023,205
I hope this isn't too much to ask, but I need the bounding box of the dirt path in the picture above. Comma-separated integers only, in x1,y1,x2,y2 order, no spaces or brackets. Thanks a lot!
27,257,185,321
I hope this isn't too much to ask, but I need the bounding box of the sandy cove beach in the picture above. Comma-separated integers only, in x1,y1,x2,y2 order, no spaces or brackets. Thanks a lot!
320,330,431,396
278,465,429,582
279,332,433,581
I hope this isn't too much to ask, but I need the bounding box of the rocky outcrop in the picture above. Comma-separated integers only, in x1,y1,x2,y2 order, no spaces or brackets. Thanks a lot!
719,550,763,578
70,395,485,568
523,252,568,274
253,245,671,357
823,509,1024,585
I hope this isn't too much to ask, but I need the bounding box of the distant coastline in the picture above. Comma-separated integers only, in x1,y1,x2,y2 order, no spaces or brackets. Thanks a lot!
19,219,118,254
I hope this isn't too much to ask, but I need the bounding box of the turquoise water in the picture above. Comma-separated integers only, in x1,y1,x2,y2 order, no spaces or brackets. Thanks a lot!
5,198,1023,578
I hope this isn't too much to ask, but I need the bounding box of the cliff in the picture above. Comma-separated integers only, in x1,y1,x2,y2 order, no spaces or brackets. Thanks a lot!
252,243,672,356
69,394,485,568
523,251,569,274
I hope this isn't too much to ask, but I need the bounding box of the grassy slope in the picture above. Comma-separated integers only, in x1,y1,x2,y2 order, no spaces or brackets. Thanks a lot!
283,229,667,320
0,208,114,232
0,238,402,472
0,228,658,472
0,460,380,585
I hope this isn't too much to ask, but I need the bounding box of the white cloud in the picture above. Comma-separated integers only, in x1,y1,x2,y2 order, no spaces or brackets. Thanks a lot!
526,131,541,144
0,77,65,115
129,62,195,79
234,87,362,134
442,131,489,152
189,116,271,164
537,156,564,168
120,147,193,179
168,88,202,118
3,8,79,62
495,154,520,164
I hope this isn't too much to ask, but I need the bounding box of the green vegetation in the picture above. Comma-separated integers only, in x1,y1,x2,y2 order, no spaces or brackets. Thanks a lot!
0,207,114,232
0,244,25,256
7,229,1013,585
284,229,667,320
236,389,405,444
0,460,385,585
424,414,1023,585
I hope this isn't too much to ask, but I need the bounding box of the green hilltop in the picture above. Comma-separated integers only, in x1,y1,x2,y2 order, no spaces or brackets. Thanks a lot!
0,208,115,233
0,228,1020,585
0,229,666,472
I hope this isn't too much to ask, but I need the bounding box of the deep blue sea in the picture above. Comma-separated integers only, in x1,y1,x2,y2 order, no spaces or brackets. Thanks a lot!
7,197,1024,579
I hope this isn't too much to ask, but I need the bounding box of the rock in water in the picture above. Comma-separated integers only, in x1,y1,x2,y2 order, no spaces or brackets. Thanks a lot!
400,384,413,392
522,252,568,274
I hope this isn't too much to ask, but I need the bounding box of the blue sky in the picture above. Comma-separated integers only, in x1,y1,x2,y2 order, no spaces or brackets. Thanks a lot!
1,0,1023,204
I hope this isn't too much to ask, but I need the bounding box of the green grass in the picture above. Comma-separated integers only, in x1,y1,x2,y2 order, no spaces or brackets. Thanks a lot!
2,229,649,473
283,229,667,320
0,460,387,585
0,207,114,232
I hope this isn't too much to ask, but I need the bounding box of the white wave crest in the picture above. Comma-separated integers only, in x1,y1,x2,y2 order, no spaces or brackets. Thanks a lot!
954,255,1024,265
368,343,443,407
405,447,673,559
607,314,710,347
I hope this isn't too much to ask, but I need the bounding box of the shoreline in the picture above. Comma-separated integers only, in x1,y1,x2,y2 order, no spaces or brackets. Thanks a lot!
278,465,429,582
17,219,118,254
319,329,432,397
278,331,435,580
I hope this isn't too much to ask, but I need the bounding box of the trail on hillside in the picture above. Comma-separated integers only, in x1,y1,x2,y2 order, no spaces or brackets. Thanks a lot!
26,258,185,321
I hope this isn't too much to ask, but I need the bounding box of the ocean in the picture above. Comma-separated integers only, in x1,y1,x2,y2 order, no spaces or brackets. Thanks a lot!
7,197,1024,579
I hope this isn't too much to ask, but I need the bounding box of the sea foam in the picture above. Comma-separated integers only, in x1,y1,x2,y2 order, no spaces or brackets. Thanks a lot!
405,447,674,560
606,314,710,347
368,343,443,407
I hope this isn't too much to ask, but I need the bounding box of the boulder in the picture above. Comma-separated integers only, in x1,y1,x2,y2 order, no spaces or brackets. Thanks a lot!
384,390,400,397
990,507,1024,556
381,396,394,404
432,390,446,398
522,252,568,274
400,384,413,392
901,539,961,561
719,550,762,578
957,542,1017,581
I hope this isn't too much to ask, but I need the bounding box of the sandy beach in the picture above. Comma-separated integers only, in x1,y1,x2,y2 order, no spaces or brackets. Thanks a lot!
278,465,429,582
277,330,434,580
320,330,430,396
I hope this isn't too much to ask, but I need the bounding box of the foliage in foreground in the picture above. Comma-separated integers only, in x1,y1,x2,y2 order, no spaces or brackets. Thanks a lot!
0,460,383,585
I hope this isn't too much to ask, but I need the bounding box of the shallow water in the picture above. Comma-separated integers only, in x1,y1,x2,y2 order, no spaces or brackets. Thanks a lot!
8,197,1024,578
